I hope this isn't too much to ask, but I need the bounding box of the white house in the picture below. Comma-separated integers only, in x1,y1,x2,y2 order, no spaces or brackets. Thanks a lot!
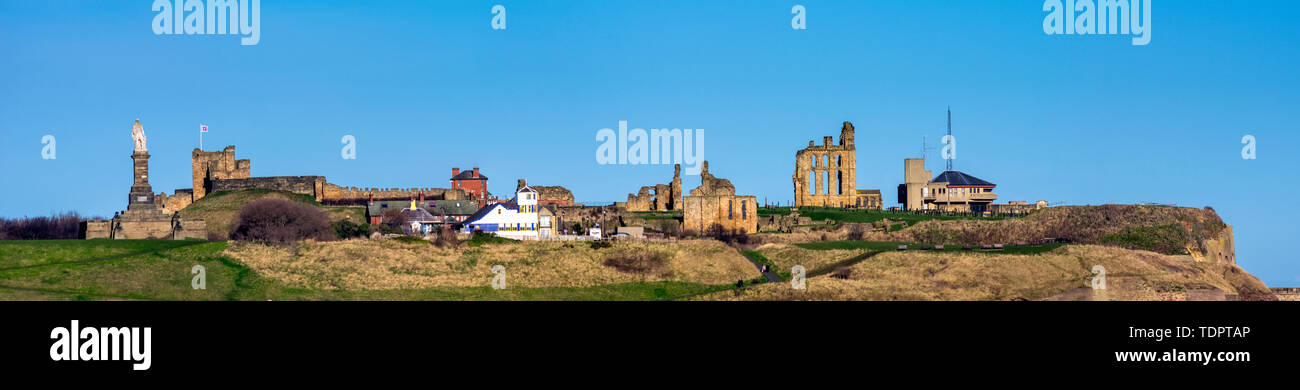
463,186,540,240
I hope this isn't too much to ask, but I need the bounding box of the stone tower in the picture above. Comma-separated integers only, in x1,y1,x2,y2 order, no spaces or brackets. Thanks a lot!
839,121,854,147
793,122,860,207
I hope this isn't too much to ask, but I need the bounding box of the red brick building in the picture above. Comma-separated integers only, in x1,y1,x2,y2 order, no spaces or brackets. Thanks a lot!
451,167,490,200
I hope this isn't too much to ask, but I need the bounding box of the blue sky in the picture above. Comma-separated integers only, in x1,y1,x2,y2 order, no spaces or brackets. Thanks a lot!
1,1,1296,285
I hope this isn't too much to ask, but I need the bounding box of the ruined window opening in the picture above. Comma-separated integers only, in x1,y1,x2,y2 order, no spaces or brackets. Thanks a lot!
824,171,831,195
837,170,843,195
808,172,815,195
742,200,747,219
728,200,734,220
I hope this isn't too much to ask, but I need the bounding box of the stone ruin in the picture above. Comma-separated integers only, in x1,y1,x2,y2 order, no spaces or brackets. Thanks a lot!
688,161,735,196
625,164,683,212
516,179,576,206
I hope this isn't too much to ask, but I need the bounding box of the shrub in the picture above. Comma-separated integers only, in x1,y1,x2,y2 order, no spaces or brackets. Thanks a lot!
333,220,369,239
229,199,334,243
0,212,85,240
602,250,671,277
589,240,613,249
433,225,459,247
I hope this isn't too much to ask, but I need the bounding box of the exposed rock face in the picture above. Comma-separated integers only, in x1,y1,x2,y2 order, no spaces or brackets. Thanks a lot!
689,161,735,196
517,179,575,205
1190,225,1235,265
625,164,683,211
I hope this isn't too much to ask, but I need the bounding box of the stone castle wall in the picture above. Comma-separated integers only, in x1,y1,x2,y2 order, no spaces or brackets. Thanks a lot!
192,146,252,201
321,183,468,203
626,164,683,212
212,176,326,201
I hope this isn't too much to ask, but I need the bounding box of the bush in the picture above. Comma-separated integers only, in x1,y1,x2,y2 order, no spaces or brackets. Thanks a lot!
602,250,671,277
589,240,613,249
229,199,334,243
433,225,459,247
0,212,85,240
333,220,370,239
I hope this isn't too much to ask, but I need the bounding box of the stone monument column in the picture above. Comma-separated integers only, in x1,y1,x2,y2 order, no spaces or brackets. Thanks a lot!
127,119,156,211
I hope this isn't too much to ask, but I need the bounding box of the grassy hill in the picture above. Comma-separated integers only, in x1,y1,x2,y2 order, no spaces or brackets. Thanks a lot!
0,238,753,301
178,189,365,240
704,244,1273,301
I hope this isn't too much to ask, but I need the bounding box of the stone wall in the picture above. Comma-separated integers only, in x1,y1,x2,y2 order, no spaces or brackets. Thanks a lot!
212,176,326,201
83,220,112,239
625,164,683,211
688,161,734,196
683,195,758,234
793,122,860,207
192,146,251,201
321,183,468,204
517,179,575,205
160,189,193,213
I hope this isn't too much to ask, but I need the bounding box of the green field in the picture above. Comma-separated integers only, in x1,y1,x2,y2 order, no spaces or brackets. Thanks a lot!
758,206,1014,225
792,240,1063,255
0,239,733,301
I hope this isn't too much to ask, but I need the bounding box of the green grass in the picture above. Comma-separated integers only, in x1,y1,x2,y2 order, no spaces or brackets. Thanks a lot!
0,239,729,301
466,234,519,247
740,250,791,280
1099,224,1190,255
0,239,201,269
758,206,1011,225
793,240,1064,255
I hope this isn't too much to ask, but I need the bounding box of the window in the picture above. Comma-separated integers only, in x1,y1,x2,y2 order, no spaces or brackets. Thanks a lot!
742,200,747,219
811,155,816,167
809,172,815,195
824,171,831,195
728,200,733,220
837,171,843,195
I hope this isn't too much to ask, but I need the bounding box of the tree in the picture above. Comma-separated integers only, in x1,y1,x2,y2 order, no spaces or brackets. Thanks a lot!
230,199,333,243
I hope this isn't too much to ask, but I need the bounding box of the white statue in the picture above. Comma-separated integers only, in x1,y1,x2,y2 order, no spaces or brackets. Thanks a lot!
131,119,147,153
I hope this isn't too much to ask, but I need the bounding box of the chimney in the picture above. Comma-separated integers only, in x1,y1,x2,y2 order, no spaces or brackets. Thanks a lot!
419,191,425,204
452,167,460,177
472,167,480,177
368,192,373,205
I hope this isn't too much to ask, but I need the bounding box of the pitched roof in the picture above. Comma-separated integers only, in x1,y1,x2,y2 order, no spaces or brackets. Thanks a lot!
931,170,995,187
463,203,502,225
517,185,536,193
451,170,487,181
399,208,438,222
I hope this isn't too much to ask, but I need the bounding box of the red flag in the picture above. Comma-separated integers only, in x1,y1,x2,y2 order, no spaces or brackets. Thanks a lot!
200,124,208,133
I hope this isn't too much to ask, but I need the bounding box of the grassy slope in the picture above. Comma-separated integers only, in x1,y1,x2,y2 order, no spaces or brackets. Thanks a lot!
758,206,1006,224
704,244,1272,301
0,239,736,301
179,189,365,239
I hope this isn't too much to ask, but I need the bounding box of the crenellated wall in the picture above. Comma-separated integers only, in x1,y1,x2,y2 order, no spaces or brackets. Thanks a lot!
321,183,468,203
212,176,326,201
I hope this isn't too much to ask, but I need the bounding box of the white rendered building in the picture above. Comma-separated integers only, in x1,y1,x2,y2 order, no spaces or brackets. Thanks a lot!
463,186,540,240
